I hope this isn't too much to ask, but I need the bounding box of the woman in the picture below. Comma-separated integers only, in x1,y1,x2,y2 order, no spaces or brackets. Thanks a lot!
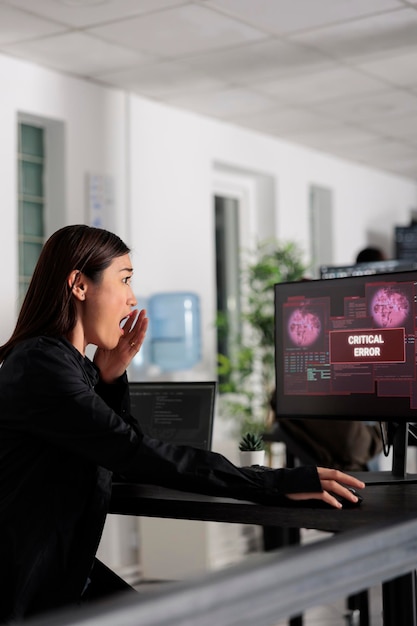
0,225,364,622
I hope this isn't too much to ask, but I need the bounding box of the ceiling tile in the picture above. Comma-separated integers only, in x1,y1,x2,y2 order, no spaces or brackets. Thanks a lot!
386,161,417,178
337,138,417,162
89,4,266,57
357,49,417,88
0,0,416,179
313,89,417,124
0,4,65,45
233,106,336,136
184,39,333,84
204,0,402,35
283,125,381,150
254,66,387,105
165,87,275,118
341,150,417,178
366,112,417,142
3,31,149,75
96,60,227,97
4,0,185,28
292,8,417,63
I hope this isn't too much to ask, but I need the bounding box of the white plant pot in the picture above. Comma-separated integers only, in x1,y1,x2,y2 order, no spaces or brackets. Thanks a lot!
239,450,265,467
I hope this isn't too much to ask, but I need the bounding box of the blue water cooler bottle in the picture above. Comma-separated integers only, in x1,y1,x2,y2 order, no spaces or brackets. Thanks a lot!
148,292,201,371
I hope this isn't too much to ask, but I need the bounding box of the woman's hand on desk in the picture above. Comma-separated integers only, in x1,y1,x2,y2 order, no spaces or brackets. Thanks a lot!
286,468,365,509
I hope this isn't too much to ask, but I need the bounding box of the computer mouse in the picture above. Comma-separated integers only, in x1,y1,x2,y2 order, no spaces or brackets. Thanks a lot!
331,486,363,508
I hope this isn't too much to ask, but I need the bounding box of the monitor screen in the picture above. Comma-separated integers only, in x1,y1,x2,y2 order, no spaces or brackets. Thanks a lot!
320,259,417,280
274,271,417,422
395,225,417,261
128,381,216,450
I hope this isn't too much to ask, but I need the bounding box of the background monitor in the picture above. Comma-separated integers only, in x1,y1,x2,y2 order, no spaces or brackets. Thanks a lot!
395,224,417,262
320,259,417,280
128,381,216,450
274,271,417,423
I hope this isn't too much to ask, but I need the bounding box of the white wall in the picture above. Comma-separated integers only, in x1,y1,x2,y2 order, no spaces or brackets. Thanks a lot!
0,53,127,342
127,95,417,378
0,51,416,373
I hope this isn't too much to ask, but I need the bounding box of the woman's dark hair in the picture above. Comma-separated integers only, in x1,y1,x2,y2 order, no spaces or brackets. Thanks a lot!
0,225,130,361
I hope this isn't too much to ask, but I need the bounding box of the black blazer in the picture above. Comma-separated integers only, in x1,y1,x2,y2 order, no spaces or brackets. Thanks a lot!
0,336,320,622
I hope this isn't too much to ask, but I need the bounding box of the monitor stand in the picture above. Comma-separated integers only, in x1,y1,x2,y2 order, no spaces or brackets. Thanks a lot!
352,422,417,485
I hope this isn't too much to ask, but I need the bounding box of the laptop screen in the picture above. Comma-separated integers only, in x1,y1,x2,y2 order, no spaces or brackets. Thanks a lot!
128,381,216,450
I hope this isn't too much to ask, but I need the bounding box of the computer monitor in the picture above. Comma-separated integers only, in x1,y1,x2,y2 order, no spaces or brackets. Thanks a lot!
320,259,417,280
128,381,216,450
274,271,417,482
395,224,417,261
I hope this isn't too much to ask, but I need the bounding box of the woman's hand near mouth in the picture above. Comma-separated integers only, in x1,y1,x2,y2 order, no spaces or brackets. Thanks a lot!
94,309,149,383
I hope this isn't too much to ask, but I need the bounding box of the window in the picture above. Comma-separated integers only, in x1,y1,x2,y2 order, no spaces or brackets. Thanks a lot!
18,123,45,303
214,194,242,363
213,166,276,372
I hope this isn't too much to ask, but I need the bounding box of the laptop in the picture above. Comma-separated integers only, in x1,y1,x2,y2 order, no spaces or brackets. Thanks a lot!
128,381,216,450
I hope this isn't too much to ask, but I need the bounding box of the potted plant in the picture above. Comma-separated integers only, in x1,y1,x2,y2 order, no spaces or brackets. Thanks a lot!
217,238,307,440
239,432,266,466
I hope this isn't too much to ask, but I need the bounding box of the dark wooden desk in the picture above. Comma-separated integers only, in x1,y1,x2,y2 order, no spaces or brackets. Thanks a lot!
110,481,417,626
110,480,417,532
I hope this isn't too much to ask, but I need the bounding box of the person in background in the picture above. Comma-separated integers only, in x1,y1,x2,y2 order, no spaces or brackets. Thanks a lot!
269,392,383,471
0,225,364,623
355,246,386,264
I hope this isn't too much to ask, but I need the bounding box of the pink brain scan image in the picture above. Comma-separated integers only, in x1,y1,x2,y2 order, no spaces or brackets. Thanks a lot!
371,287,410,328
288,308,321,347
